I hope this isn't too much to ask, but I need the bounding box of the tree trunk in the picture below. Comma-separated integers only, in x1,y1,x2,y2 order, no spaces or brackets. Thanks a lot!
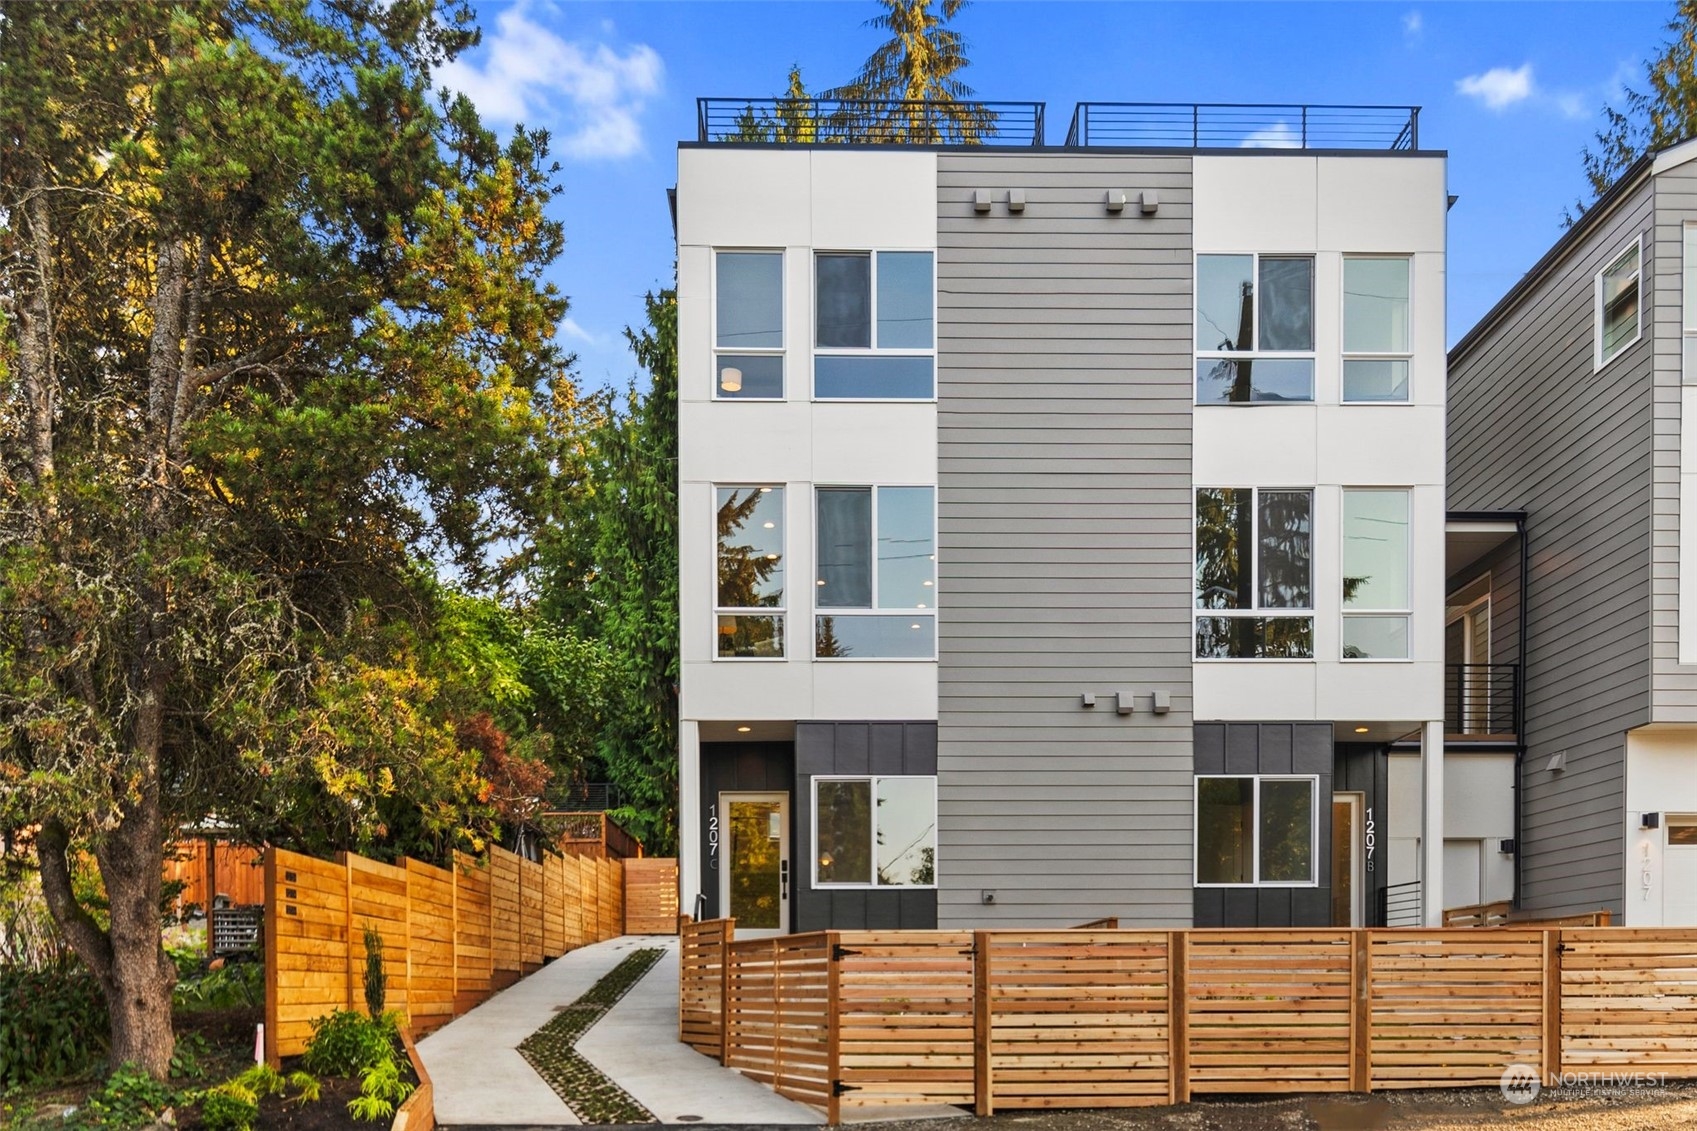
97,820,177,1077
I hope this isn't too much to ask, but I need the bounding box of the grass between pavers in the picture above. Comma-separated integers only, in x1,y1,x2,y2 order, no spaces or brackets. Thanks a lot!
518,948,665,1124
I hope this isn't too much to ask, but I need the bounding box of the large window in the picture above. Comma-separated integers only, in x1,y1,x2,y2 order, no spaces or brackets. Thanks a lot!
1343,257,1412,402
1683,224,1697,380
1343,489,1411,660
1195,775,1317,886
1194,487,1313,659
716,251,783,399
1195,254,1315,403
815,251,935,399
816,486,936,659
716,485,784,657
813,776,937,887
1596,238,1641,370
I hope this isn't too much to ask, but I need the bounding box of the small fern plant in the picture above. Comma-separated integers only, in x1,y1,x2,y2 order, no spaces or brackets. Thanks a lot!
346,1057,414,1123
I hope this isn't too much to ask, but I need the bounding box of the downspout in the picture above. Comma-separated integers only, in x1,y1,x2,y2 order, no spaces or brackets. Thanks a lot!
1513,515,1529,910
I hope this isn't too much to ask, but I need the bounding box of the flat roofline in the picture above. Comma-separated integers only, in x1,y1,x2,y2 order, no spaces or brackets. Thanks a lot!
678,141,1449,158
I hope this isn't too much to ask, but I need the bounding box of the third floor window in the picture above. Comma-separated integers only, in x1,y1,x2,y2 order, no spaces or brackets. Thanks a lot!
1196,253,1315,404
815,251,935,400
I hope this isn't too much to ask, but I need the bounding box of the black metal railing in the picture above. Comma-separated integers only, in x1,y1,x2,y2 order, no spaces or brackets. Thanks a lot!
1064,102,1420,150
1445,663,1521,737
696,98,1045,146
1380,879,1423,928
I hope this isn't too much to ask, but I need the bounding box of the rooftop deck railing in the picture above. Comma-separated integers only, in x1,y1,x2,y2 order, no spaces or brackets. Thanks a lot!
696,97,1045,146
1064,102,1420,150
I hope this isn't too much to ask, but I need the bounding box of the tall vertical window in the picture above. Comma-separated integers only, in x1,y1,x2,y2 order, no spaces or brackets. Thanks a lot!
1195,254,1315,403
814,251,935,399
815,486,935,658
1342,489,1411,660
716,251,783,398
1195,487,1313,658
716,486,785,657
1684,225,1697,380
1343,257,1412,402
1195,776,1317,886
1596,238,1641,370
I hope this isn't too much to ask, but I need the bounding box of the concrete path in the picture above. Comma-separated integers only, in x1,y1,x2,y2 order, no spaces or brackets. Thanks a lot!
419,935,823,1127
577,938,826,1125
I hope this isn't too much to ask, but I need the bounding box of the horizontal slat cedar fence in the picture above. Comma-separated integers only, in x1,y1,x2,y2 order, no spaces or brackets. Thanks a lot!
266,848,671,1064
680,922,1697,1121
626,859,682,933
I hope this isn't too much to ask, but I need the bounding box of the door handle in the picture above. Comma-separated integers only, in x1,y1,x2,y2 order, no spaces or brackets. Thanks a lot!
780,859,790,900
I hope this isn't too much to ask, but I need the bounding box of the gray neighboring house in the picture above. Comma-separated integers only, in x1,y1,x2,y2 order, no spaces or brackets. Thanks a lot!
675,100,1460,934
1447,137,1697,926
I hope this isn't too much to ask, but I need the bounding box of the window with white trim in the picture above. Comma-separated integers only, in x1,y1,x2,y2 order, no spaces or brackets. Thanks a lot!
716,485,784,657
1596,238,1641,370
815,486,935,658
1343,256,1412,402
1683,224,1697,380
1195,253,1315,403
1195,775,1317,886
1343,488,1411,660
715,251,783,399
814,251,935,399
813,776,937,887
1194,487,1313,659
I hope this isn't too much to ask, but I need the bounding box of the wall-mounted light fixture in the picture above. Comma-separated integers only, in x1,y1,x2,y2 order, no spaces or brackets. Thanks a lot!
719,366,743,393
973,189,992,213
1007,189,1026,213
1499,838,1517,854
1643,812,1662,830
1105,189,1126,213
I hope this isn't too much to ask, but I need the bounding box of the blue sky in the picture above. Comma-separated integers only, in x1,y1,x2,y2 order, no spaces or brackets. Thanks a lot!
437,0,1673,393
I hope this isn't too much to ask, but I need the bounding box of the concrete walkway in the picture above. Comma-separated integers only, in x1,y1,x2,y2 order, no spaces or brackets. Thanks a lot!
418,935,823,1127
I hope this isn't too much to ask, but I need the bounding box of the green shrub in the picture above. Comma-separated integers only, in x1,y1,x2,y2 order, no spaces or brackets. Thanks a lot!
300,1010,397,1078
199,1082,259,1131
346,1058,412,1123
169,1031,210,1081
361,928,386,1018
285,1070,321,1104
172,959,263,1012
0,959,109,1088
79,1064,173,1129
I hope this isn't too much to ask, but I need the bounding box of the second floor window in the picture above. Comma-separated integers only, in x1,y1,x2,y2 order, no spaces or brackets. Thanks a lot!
1596,237,1641,370
716,485,785,657
1343,489,1411,660
815,251,935,399
1343,257,1412,402
716,251,783,399
1196,254,1314,404
1195,487,1313,659
816,485,935,658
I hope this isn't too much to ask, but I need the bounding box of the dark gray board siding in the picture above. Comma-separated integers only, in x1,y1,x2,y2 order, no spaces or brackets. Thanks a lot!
1446,538,1522,671
1336,743,1392,927
935,154,1195,929
794,722,938,932
698,741,794,924
1448,178,1656,918
1652,163,1697,719
1192,723,1334,928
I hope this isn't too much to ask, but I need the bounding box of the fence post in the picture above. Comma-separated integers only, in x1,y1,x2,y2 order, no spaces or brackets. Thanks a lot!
403,859,414,1029
1351,930,1371,1092
1542,930,1562,1085
340,851,356,1012
450,854,460,1014
827,932,842,1125
262,849,280,1068
719,921,735,1067
973,929,992,1116
1168,930,1189,1104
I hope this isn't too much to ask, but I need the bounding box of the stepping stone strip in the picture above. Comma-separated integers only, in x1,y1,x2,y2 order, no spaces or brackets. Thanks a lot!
519,947,666,1124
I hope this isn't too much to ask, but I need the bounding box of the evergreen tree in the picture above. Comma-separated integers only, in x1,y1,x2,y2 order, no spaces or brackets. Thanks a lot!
1578,1,1697,215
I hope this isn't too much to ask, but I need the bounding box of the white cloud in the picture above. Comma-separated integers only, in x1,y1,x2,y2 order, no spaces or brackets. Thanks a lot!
1554,92,1588,120
559,317,599,345
1456,63,1535,111
1241,122,1301,150
438,3,663,159
1402,10,1422,40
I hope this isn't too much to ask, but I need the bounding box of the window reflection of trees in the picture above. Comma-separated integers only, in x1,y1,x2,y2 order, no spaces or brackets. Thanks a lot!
1195,488,1312,658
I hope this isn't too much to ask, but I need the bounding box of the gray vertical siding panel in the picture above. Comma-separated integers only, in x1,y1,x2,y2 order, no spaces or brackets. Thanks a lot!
1651,166,1697,718
935,155,1194,928
1448,180,1657,919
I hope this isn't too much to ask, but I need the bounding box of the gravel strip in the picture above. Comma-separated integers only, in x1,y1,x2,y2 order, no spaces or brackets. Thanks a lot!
518,948,666,1124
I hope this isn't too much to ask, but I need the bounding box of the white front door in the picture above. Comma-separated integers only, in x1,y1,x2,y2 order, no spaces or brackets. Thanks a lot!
719,792,790,937
1666,817,1697,926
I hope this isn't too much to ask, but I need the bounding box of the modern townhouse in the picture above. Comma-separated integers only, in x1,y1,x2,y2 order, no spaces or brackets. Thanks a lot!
675,100,1456,933
1447,137,1697,926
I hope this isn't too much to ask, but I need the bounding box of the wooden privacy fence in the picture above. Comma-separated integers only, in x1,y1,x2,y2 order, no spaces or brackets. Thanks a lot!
164,840,265,917
264,846,649,1064
680,920,1697,1122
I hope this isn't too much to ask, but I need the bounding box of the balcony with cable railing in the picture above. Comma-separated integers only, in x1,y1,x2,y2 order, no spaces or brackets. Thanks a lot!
1445,663,1520,742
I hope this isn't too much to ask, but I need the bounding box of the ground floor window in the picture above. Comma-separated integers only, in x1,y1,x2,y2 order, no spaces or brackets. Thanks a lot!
813,776,937,888
1195,775,1317,886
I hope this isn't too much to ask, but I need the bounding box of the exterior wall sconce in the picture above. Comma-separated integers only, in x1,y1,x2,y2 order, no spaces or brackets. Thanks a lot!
1105,190,1126,213
1007,189,1026,213
973,189,992,213
1499,838,1517,854
1643,811,1662,829
1140,190,1159,214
